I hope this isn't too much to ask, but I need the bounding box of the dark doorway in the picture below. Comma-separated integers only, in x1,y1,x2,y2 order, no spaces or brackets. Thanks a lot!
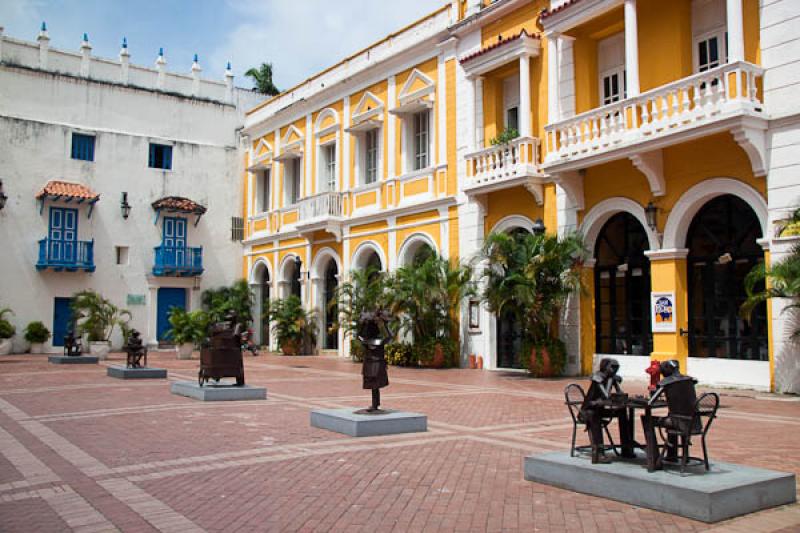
323,260,339,350
260,267,270,346
495,228,529,369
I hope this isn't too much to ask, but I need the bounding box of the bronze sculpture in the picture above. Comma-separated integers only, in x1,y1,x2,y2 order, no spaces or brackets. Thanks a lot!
580,357,635,463
356,309,394,414
63,327,82,357
199,311,245,387
125,329,147,368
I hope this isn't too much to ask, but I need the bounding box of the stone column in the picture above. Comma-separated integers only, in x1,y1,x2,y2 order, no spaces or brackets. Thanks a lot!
467,77,477,152
119,38,130,84
250,282,263,345
519,54,532,138
450,0,460,24
80,34,91,77
475,76,485,149
546,31,561,124
37,22,50,70
624,0,640,97
191,54,202,97
644,249,690,369
155,48,166,90
466,0,482,17
726,0,745,63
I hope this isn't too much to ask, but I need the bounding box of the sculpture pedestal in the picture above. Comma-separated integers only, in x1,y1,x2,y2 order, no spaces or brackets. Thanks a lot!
310,408,427,437
524,451,796,523
107,366,167,379
48,355,98,365
170,381,266,401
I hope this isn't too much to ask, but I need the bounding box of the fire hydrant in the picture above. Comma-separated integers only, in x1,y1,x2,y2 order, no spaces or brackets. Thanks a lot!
645,360,661,396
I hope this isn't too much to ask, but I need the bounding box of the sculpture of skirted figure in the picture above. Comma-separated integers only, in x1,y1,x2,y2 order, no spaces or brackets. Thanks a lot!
355,309,395,414
125,329,147,368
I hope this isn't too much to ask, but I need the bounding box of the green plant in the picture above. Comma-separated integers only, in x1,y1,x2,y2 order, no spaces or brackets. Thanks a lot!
479,230,585,374
780,208,800,237
522,337,567,376
742,243,800,338
71,290,131,342
350,339,364,362
266,296,318,354
385,343,414,366
0,307,14,339
24,321,50,343
245,63,280,96
202,279,254,328
332,266,395,341
167,308,209,345
490,127,520,146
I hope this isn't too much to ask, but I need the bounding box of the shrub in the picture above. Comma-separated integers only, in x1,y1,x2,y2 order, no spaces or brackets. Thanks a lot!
24,321,50,343
523,337,567,377
385,343,414,367
350,339,364,362
413,337,459,368
202,279,254,328
0,307,14,340
71,290,131,342
490,127,520,146
266,296,318,355
167,308,209,345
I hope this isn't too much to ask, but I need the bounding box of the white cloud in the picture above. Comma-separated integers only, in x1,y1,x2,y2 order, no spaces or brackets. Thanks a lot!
212,0,445,91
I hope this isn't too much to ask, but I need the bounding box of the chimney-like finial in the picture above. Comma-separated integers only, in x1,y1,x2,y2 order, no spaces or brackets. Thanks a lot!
226,61,232,71
122,37,128,48
83,32,88,42
41,21,47,32
194,53,199,63
159,47,164,56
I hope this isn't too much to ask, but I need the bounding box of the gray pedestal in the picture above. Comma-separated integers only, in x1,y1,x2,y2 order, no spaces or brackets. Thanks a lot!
48,355,99,365
107,366,167,379
170,381,266,401
524,451,796,523
310,408,427,437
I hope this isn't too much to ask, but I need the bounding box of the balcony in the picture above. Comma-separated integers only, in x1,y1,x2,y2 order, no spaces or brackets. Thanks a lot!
544,62,767,177
295,191,345,241
464,136,546,203
153,246,203,277
36,238,95,272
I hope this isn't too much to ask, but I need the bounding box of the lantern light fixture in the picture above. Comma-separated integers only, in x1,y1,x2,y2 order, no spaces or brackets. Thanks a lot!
0,180,8,211
532,218,546,236
645,201,658,231
120,191,131,219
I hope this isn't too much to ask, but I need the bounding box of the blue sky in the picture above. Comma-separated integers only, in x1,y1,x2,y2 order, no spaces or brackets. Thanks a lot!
1,0,445,89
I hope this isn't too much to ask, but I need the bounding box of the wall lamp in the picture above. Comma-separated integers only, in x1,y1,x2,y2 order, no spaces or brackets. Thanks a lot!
120,192,131,219
645,201,658,231
0,180,7,211
532,218,546,236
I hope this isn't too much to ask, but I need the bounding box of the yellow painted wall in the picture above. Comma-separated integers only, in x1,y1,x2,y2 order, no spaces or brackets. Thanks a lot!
350,80,388,183
484,186,545,234
350,220,389,235
396,221,442,258
397,210,439,226
481,1,543,48
638,0,693,93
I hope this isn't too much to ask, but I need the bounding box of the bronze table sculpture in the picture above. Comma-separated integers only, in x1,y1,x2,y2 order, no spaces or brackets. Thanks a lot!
356,310,394,414
580,357,635,463
63,328,82,357
199,311,245,387
125,329,148,368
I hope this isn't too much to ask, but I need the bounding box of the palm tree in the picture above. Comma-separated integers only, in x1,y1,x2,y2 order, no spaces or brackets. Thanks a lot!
245,63,280,96
331,266,392,341
201,279,254,328
742,243,800,338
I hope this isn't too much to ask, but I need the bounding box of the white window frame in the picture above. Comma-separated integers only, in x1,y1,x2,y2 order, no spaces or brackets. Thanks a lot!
364,128,380,185
318,140,337,193
284,158,302,206
694,29,728,73
599,66,627,106
503,74,520,131
258,168,272,213
405,109,431,173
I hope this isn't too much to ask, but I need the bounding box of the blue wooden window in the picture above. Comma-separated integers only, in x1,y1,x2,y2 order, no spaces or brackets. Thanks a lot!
148,143,173,170
71,133,95,161
48,207,78,263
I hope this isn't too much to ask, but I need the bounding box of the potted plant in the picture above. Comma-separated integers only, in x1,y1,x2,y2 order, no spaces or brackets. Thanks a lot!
0,307,14,356
266,296,318,355
167,308,209,359
71,290,131,359
201,279,254,328
479,230,584,377
332,267,393,362
24,321,50,353
490,126,520,147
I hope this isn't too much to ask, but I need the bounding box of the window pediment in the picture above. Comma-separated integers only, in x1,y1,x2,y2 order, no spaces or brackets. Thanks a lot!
352,91,385,125
281,124,305,153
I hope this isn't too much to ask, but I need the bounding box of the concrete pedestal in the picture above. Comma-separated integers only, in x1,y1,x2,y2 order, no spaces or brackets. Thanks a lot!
107,366,167,379
310,408,427,437
48,355,98,365
524,451,796,523
170,381,266,401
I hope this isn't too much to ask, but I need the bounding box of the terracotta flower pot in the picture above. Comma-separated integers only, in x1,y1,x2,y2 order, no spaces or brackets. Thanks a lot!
530,346,553,378
281,339,299,356
477,356,483,369
468,354,477,369
431,343,446,368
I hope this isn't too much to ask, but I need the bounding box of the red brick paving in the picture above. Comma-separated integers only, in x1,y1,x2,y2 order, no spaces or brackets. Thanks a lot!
0,351,797,532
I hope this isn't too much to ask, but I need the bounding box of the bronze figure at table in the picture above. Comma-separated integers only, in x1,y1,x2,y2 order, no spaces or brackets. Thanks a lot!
124,329,147,368
198,311,245,387
63,327,82,357
356,309,395,414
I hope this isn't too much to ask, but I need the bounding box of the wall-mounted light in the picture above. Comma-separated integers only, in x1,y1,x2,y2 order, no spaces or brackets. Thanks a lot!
532,218,546,236
645,201,658,231
120,192,131,219
0,180,7,211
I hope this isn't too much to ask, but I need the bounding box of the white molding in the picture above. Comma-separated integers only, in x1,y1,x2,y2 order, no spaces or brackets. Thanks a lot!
248,257,273,285
461,33,541,79
281,124,304,147
310,246,343,280
662,177,768,249
644,248,689,260
731,125,768,177
580,196,661,256
352,91,385,124
629,149,665,197
397,231,439,266
542,0,623,33
490,214,535,234
398,68,436,105
351,240,387,271
552,170,585,211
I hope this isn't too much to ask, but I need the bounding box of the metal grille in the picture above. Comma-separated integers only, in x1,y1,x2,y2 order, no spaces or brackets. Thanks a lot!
231,216,244,241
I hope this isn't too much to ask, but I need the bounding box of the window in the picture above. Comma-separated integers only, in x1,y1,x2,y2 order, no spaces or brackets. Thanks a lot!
149,143,173,170
506,107,519,131
412,110,429,171
697,33,727,72
115,246,129,265
323,143,336,192
71,133,95,161
601,69,626,105
259,169,271,212
285,159,301,205
231,217,244,241
365,129,379,185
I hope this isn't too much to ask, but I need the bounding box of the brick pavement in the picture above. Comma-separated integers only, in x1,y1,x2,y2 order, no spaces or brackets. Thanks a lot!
0,351,798,532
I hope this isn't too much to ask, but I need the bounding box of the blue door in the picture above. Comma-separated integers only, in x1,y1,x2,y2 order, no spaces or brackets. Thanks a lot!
52,297,73,347
162,217,187,267
49,208,78,264
156,288,186,341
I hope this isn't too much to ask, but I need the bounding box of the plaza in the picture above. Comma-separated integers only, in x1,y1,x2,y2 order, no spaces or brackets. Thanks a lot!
0,351,798,531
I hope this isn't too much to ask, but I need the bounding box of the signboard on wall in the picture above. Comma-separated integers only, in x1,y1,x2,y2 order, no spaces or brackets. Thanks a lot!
651,292,676,333
127,294,146,306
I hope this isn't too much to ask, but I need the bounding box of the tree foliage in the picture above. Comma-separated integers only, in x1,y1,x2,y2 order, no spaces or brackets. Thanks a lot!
71,290,131,342
742,243,800,338
245,63,280,96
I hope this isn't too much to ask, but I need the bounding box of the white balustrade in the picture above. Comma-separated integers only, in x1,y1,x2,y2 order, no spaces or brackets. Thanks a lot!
298,191,343,222
545,61,764,163
465,136,542,188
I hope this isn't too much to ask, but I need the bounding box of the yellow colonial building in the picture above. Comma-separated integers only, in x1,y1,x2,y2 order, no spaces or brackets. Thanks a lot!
241,0,800,393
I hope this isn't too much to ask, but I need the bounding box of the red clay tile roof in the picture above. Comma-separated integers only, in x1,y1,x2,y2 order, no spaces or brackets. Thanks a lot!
35,180,99,201
540,0,582,20
151,196,207,215
459,30,538,64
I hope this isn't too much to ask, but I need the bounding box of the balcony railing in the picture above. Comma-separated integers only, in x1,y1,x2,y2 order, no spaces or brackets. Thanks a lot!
464,136,543,192
153,245,204,277
544,61,764,164
298,191,344,222
36,238,95,272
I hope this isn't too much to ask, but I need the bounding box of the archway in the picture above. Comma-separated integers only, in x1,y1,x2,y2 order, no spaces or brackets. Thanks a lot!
397,233,437,267
249,260,271,346
323,260,339,350
594,212,652,356
495,226,531,369
687,194,767,360
280,255,303,299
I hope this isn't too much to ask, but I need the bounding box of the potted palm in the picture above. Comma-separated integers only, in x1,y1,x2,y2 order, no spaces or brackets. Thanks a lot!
0,307,14,356
479,230,584,377
266,296,318,355
71,290,131,359
24,321,50,353
167,308,208,359
201,279,254,328
742,242,800,339
332,267,393,362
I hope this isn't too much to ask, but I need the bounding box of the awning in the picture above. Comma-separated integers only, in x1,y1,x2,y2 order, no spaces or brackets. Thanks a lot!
152,196,207,225
36,180,100,217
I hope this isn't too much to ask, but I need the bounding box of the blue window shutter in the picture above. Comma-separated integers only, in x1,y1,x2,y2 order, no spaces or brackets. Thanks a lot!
71,134,95,161
165,146,172,170
149,144,156,168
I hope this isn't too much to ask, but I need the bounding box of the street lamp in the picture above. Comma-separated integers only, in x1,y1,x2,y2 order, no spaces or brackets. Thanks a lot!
532,218,546,236
645,201,658,231
120,192,131,219
0,180,7,211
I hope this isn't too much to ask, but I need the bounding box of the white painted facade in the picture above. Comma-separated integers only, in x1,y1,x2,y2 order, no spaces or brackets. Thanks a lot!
0,27,263,352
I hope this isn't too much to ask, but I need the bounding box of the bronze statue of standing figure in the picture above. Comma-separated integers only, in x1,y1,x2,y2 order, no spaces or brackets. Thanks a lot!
356,309,395,414
125,329,147,368
199,311,245,387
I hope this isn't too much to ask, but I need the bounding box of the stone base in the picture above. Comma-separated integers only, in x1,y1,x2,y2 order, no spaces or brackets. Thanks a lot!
107,366,167,379
524,451,796,523
310,408,427,437
170,381,266,401
48,355,99,365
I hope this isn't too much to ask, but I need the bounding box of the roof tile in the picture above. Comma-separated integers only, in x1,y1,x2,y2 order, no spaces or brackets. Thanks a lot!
35,180,99,201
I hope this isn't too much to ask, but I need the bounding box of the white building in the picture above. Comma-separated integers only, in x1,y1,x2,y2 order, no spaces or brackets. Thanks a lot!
0,24,263,352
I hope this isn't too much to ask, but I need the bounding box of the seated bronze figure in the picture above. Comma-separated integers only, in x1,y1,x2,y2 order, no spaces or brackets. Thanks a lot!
356,309,394,414
125,329,147,369
63,328,82,357
580,357,635,464
199,311,245,387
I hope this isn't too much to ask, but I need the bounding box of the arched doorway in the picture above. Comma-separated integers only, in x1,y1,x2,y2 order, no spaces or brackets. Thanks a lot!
496,227,529,369
323,260,339,350
285,257,302,299
594,212,652,355
687,194,767,360
260,266,270,346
